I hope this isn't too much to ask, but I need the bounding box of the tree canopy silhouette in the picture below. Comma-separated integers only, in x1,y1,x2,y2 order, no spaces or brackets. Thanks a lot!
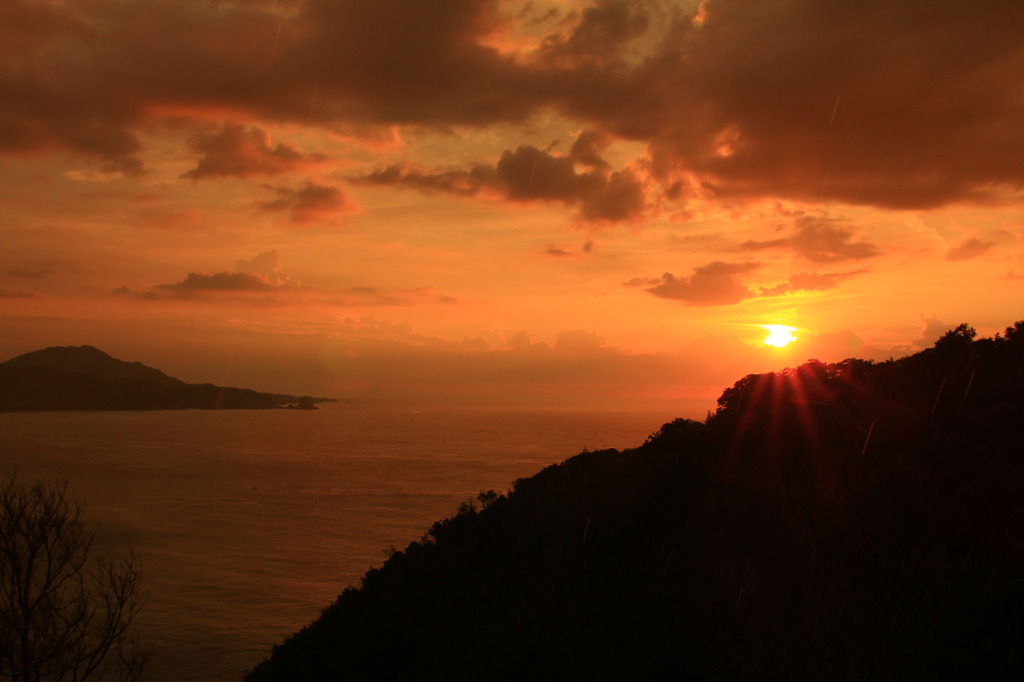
0,475,148,682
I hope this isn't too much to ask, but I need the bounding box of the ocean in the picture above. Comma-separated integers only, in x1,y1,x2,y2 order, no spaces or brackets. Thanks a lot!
0,403,678,681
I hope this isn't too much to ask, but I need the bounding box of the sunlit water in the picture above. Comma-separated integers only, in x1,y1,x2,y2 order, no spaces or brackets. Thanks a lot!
0,403,676,681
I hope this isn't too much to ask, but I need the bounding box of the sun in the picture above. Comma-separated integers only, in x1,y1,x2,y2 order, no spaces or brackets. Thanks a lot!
763,324,798,348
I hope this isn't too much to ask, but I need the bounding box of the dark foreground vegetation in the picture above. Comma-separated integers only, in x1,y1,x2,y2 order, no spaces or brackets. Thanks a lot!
0,345,332,410
248,322,1024,681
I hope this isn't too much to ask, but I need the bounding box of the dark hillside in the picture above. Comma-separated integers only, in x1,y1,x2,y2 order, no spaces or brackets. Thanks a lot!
0,345,333,410
247,322,1024,681
3,345,185,386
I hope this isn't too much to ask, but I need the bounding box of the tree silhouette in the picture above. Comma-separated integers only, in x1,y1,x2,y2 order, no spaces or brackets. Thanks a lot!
0,475,148,682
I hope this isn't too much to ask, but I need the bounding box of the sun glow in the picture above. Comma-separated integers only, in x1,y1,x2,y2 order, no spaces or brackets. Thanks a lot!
763,325,798,348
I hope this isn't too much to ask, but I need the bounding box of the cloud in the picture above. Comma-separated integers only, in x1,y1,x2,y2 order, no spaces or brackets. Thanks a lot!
569,129,612,169
636,0,1024,208
1,0,1022,207
624,261,760,306
742,217,878,263
946,237,995,261
144,271,298,299
913,314,955,348
354,132,647,223
799,329,865,361
258,181,356,223
758,269,866,297
0,288,37,299
535,1,653,70
543,246,574,257
117,251,306,301
7,258,76,279
578,168,646,222
120,252,461,309
234,250,295,286
182,123,322,180
354,164,493,197
325,286,461,308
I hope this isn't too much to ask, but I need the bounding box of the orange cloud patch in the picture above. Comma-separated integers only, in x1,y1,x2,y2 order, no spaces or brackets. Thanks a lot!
946,237,995,261
115,250,305,302
758,270,867,297
182,123,323,180
117,271,304,302
625,261,760,306
258,181,356,224
742,218,878,263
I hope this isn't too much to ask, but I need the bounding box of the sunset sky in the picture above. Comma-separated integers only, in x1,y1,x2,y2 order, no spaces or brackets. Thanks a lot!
2,0,1022,414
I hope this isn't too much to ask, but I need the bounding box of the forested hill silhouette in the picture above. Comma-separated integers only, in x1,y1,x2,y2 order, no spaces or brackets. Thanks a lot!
0,345,334,410
248,322,1024,681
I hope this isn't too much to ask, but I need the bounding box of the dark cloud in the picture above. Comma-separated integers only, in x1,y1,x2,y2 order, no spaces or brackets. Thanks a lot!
537,1,652,70
946,237,995,261
182,123,320,179
258,181,355,223
287,0,532,125
742,217,878,263
353,164,494,197
354,132,646,223
496,145,594,202
578,168,645,222
118,250,306,301
636,0,1024,208
136,271,303,300
1,0,1022,207
624,261,760,306
544,246,574,257
569,129,612,169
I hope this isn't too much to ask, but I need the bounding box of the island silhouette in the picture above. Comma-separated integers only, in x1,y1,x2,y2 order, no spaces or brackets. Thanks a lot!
0,345,333,411
247,321,1024,680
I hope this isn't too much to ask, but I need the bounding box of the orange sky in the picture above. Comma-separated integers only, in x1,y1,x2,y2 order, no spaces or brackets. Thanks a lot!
1,0,1022,415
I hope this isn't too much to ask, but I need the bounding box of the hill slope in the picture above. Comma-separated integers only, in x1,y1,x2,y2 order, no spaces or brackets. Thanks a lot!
0,345,332,410
246,322,1024,681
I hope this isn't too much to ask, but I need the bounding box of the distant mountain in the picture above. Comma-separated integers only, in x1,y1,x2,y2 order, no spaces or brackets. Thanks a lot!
247,321,1024,681
0,345,334,411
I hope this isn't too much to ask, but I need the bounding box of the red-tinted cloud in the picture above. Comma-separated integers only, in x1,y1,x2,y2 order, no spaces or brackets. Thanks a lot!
354,132,647,223
758,269,866,297
115,250,305,301
182,123,321,179
355,164,493,197
624,261,760,306
946,237,995,261
258,180,355,223
6,258,77,280
1,0,1021,207
742,218,878,263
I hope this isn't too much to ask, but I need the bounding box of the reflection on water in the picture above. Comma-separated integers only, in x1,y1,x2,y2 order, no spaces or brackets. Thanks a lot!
0,403,673,681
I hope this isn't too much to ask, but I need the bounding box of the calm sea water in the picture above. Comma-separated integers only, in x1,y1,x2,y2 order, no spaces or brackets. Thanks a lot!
0,403,676,681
